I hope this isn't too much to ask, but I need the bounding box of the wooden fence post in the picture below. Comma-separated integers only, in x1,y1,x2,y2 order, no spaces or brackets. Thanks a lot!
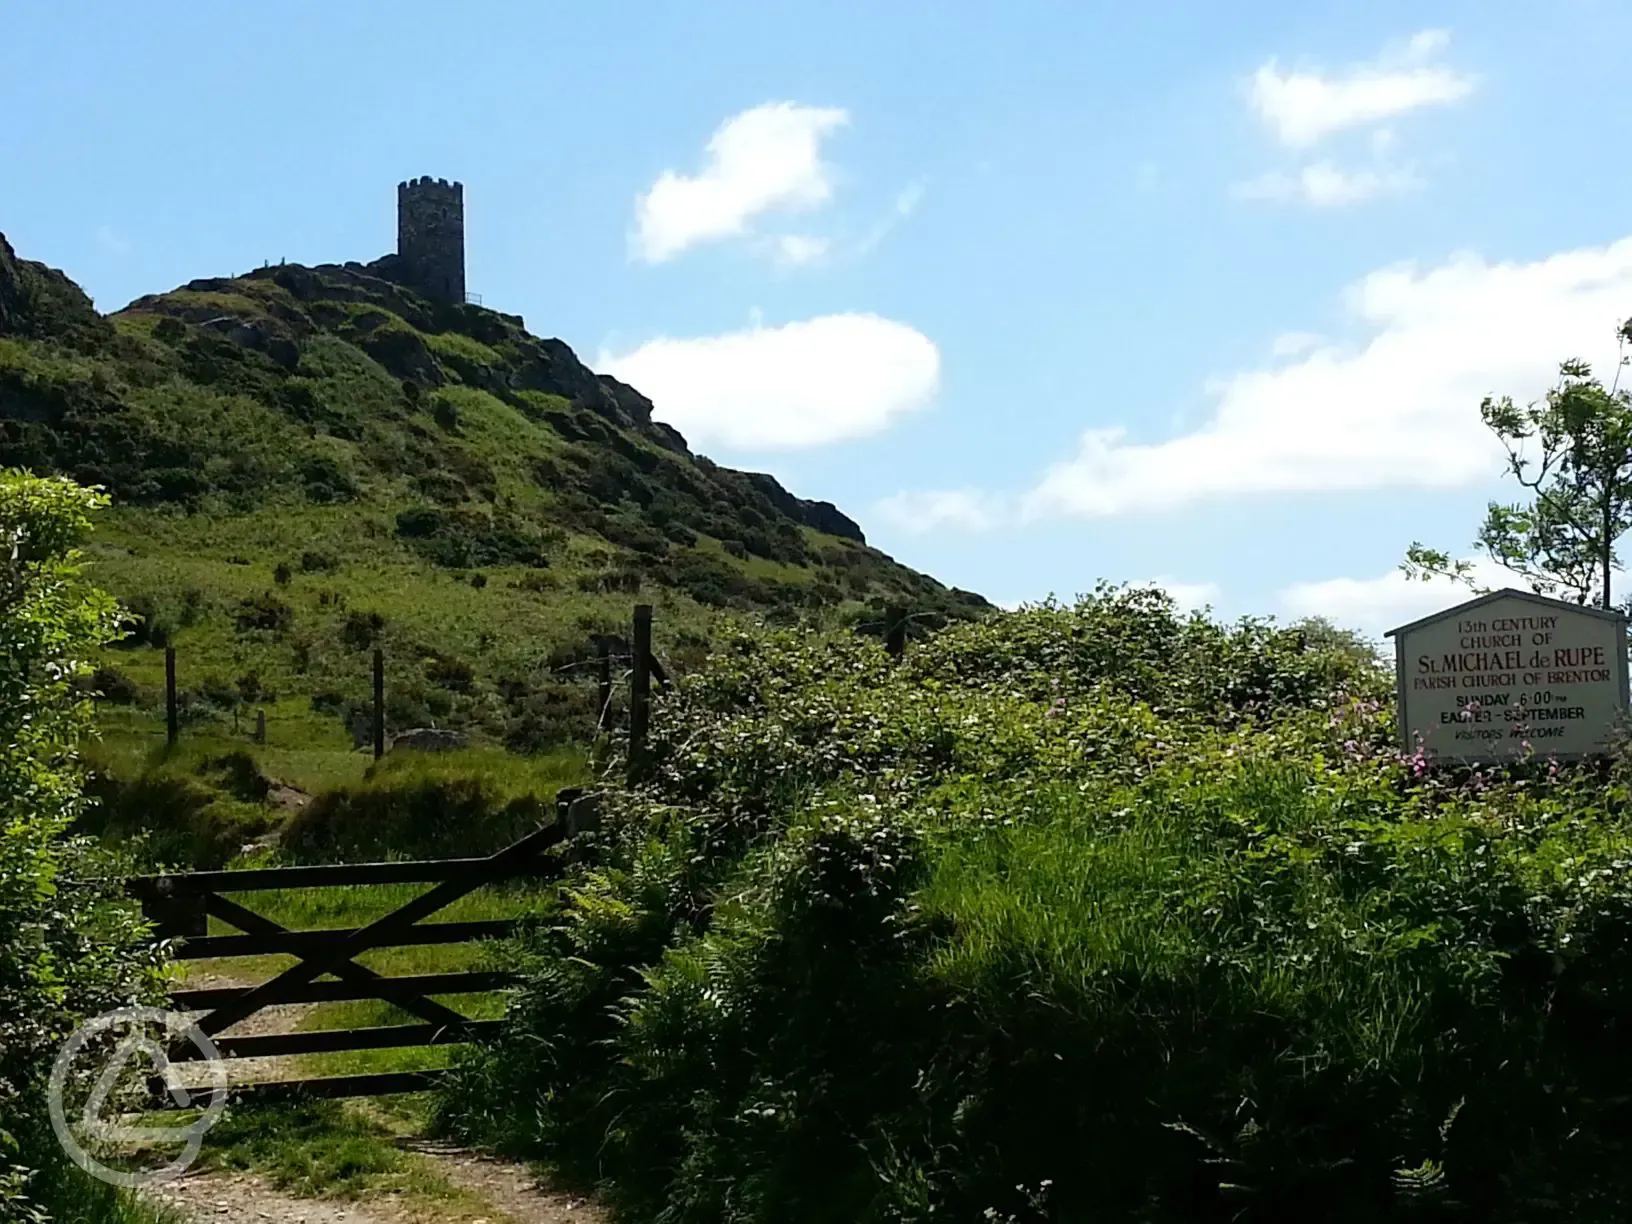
629,605,652,785
373,648,386,760
596,635,612,733
165,646,179,747
885,605,908,659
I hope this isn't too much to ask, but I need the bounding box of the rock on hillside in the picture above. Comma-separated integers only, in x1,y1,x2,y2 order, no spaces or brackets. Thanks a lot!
0,232,115,350
108,255,876,550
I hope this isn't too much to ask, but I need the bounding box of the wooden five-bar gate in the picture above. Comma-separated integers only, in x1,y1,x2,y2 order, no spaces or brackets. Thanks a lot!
127,788,601,1104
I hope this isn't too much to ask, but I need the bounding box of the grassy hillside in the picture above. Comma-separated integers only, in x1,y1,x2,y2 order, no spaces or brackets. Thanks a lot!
0,232,988,780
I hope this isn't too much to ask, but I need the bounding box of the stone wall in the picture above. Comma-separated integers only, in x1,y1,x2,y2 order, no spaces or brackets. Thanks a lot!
396,177,465,304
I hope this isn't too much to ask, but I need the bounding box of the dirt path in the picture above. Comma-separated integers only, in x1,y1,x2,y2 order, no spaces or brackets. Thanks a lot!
145,1171,394,1223
143,1152,603,1224
145,969,605,1224
401,1141,602,1223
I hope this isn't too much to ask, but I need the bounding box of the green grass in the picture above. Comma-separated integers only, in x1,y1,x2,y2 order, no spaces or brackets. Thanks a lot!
80,497,752,763
89,726,371,795
12,1153,188,1224
422,330,502,366
181,1099,504,1219
153,288,271,317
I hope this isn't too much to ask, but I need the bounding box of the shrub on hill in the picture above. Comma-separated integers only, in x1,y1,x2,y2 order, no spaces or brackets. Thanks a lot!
439,584,1632,1222
279,748,585,862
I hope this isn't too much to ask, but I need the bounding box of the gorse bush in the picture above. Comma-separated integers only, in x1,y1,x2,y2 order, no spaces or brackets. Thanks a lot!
439,584,1632,1221
0,470,168,1220
280,746,586,862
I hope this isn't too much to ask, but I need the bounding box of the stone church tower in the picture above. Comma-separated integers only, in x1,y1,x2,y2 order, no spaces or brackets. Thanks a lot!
396,177,465,304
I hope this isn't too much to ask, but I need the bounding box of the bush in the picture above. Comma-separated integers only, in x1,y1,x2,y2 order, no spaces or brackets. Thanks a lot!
235,590,294,633
114,591,170,647
86,664,139,704
236,670,269,705
393,505,550,569
426,654,475,693
300,454,357,503
341,609,385,649
280,751,580,862
0,471,169,1218
514,570,557,593
198,673,239,709
310,689,345,714
502,680,601,752
660,548,767,608
81,762,277,872
437,586,1632,1222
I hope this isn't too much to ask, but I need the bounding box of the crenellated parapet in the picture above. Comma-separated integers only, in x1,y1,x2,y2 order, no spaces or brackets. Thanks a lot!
396,177,465,303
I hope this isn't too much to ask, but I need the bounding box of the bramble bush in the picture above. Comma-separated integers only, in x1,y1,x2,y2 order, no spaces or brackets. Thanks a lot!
0,471,169,1222
440,583,1632,1221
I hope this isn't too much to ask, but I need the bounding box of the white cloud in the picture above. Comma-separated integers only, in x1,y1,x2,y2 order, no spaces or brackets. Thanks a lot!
873,489,1005,534
597,313,940,451
771,234,830,266
1021,235,1632,520
1232,161,1418,206
1248,29,1476,148
855,179,929,257
95,225,129,254
1279,557,1516,639
631,102,849,263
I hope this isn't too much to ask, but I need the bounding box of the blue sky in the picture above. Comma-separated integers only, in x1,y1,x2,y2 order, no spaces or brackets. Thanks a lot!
7,0,1632,638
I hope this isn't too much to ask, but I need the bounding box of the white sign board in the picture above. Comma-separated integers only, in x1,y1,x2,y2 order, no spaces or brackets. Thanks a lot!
1387,589,1631,761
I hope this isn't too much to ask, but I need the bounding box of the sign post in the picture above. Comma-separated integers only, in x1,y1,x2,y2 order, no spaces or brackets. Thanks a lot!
1386,588,1631,762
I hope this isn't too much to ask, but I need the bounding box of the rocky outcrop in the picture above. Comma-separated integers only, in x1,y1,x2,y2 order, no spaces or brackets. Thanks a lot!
0,231,113,351
0,234,22,336
123,274,311,369
253,258,680,445
743,472,866,544
797,498,866,544
266,261,436,332
350,322,443,385
390,727,468,753
198,316,301,370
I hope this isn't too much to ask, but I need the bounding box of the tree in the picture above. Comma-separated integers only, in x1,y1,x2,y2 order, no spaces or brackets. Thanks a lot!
1403,321,1632,610
1287,615,1385,670
0,470,165,1217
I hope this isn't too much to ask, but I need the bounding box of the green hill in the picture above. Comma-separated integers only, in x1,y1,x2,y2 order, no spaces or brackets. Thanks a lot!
0,232,989,765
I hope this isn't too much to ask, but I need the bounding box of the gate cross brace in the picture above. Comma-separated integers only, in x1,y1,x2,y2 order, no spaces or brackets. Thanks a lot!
195,817,570,1038
200,893,467,1032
